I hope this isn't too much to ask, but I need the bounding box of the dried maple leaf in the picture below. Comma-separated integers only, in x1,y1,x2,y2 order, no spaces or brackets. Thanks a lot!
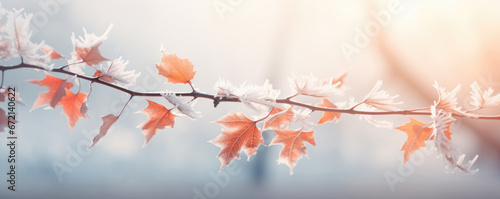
88,114,119,149
70,25,112,66
316,99,340,124
210,112,264,170
271,129,316,174
263,107,294,130
396,117,434,163
137,100,177,147
155,52,196,84
58,89,87,131
29,73,73,110
72,43,108,66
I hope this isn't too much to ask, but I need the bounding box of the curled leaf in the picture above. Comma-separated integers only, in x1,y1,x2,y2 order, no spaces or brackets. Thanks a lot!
88,114,119,149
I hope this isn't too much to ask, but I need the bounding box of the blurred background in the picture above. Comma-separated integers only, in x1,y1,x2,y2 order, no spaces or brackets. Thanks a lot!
1,0,500,198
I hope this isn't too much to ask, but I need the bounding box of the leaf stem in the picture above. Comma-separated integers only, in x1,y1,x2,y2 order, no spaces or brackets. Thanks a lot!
0,70,4,88
118,95,133,117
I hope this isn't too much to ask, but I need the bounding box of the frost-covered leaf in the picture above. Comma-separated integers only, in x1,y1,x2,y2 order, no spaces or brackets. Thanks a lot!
271,128,316,175
210,112,264,170
70,24,112,66
363,80,401,111
162,92,200,119
264,107,294,130
288,73,342,98
214,79,280,111
0,35,12,60
94,57,140,86
5,9,52,69
433,81,468,116
430,106,478,173
469,81,500,109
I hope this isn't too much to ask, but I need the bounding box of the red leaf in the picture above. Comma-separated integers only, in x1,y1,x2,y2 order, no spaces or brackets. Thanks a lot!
396,117,434,163
88,114,119,149
155,52,196,84
137,100,177,147
58,89,87,131
210,112,264,170
29,73,73,110
316,99,340,124
263,107,294,130
72,43,108,66
271,129,316,174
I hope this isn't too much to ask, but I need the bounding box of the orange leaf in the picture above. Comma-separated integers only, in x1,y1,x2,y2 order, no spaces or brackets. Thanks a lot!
264,107,294,130
137,100,177,147
29,73,73,110
271,129,316,174
210,112,264,170
155,52,196,84
269,107,285,115
73,43,108,66
88,114,120,149
316,99,341,124
41,46,63,60
396,117,434,163
58,89,87,131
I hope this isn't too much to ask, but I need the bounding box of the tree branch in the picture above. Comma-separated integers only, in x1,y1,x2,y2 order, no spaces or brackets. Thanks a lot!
2,63,500,120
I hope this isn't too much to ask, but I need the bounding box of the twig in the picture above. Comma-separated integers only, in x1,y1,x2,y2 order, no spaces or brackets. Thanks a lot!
2,63,500,120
